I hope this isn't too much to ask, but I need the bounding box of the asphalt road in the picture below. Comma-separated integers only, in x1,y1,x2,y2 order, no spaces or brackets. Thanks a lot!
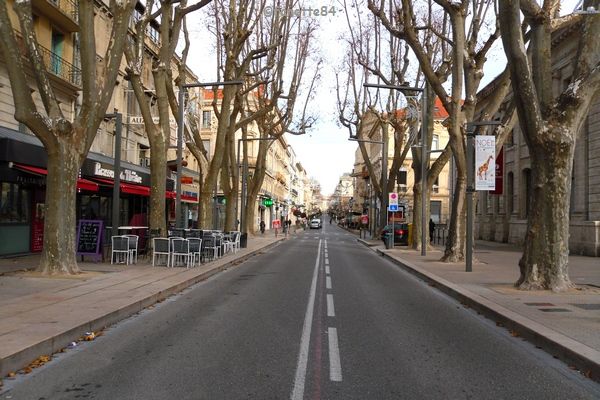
2,222,599,399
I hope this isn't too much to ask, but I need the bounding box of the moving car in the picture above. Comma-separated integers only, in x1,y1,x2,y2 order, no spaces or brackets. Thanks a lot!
380,222,409,245
309,218,322,229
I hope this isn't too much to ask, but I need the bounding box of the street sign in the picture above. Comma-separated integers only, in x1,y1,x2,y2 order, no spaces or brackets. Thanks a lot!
388,204,399,212
263,198,273,207
388,192,398,206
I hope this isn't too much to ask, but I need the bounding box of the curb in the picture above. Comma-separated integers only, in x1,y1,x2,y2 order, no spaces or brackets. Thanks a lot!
356,238,600,383
0,238,285,378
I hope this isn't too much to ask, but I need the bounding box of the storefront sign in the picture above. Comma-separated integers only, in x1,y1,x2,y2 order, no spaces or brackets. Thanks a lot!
475,136,496,191
94,162,143,184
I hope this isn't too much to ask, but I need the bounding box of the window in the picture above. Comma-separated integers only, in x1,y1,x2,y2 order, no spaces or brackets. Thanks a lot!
202,111,211,128
397,170,408,193
432,134,439,151
0,183,30,223
139,144,150,167
432,176,439,193
202,139,211,157
522,169,532,218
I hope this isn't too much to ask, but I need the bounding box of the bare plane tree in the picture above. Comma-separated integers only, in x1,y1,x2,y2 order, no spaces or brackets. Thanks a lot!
370,0,514,261
125,0,211,235
0,0,136,274
499,0,600,291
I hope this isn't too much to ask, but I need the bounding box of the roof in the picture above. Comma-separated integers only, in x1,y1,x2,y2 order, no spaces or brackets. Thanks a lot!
393,97,449,120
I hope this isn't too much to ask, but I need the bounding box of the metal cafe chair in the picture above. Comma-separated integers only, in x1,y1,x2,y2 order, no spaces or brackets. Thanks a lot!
123,235,139,264
170,238,191,268
152,237,170,267
201,235,219,262
187,238,202,267
111,236,130,265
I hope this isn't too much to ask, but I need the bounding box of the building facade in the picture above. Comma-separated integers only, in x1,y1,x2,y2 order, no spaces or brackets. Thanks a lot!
474,21,600,257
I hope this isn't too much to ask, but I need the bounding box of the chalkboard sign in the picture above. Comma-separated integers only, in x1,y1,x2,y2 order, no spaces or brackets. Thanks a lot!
76,219,103,261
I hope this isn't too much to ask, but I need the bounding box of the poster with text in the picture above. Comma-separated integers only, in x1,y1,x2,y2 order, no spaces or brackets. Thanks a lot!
475,135,496,191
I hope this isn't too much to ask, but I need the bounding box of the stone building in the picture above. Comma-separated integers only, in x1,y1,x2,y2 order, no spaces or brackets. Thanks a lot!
474,20,600,257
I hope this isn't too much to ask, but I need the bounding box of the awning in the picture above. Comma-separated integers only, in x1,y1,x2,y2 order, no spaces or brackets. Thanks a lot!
181,193,198,203
11,163,99,192
95,178,151,196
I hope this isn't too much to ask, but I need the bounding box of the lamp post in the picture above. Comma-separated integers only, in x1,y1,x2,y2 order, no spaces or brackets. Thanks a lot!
176,80,244,229
237,136,276,247
105,112,122,239
363,82,427,253
465,120,501,272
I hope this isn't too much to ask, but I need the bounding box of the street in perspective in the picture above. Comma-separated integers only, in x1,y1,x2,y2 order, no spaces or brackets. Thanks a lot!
0,0,599,399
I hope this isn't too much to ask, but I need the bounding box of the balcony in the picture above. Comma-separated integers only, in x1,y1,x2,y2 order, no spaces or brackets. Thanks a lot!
14,31,81,89
33,0,79,32
38,44,82,88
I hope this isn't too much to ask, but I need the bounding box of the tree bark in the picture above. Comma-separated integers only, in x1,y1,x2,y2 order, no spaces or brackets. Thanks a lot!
517,131,574,291
39,142,81,274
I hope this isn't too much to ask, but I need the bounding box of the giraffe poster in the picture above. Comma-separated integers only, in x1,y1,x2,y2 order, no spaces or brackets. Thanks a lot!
475,135,496,191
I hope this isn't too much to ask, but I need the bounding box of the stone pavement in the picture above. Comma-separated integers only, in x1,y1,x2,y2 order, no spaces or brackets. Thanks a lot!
356,235,600,383
0,234,285,379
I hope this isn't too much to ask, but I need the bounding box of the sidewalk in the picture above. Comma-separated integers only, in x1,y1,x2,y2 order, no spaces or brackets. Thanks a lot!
0,234,285,379
357,237,600,382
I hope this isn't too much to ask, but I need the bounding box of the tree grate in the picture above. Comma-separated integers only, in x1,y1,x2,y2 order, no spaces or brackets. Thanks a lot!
524,302,555,307
570,303,600,310
539,308,571,313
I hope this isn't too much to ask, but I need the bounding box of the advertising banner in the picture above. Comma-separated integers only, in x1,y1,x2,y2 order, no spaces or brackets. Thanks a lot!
490,148,504,195
475,135,496,191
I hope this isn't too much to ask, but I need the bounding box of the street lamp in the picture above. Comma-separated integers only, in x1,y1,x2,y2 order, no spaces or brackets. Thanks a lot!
176,80,244,229
465,120,501,272
237,136,276,247
363,82,427,254
105,112,123,239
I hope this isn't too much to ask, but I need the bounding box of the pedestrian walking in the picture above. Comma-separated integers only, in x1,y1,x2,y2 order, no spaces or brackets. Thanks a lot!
429,218,435,243
259,220,265,235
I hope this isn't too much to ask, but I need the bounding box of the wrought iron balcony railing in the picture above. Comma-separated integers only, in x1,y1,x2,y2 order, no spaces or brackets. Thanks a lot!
38,44,82,87
48,0,79,23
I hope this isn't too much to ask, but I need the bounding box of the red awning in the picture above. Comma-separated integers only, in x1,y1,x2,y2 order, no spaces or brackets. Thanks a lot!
11,163,99,192
181,193,198,202
166,191,176,199
94,178,151,196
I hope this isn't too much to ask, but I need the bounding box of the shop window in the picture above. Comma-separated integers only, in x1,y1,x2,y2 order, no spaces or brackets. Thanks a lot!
0,183,30,223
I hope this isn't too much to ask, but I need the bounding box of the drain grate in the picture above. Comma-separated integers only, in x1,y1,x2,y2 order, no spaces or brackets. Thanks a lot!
539,308,571,313
570,303,600,310
525,302,555,307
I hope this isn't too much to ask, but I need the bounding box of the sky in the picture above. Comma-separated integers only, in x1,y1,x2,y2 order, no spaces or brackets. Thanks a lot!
185,0,581,196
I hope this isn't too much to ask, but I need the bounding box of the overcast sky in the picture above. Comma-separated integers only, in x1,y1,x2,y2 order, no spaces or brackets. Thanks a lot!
186,0,580,195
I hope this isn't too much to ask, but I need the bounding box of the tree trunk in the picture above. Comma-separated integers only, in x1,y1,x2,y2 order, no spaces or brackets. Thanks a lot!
517,137,574,291
199,183,215,228
149,142,167,235
443,166,467,262
38,143,81,274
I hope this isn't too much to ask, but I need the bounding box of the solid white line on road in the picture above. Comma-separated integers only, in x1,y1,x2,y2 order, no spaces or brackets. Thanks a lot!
326,276,332,290
328,327,343,382
325,257,329,265
325,265,330,275
327,294,335,317
291,239,322,400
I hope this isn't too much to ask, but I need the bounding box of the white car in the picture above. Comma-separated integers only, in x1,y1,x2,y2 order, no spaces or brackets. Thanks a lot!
309,218,322,229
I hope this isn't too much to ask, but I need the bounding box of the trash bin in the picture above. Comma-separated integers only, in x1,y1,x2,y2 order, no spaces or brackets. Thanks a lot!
385,234,394,249
240,232,248,248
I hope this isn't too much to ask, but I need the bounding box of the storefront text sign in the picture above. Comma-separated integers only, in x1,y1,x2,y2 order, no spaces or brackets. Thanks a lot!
475,136,496,191
94,162,143,184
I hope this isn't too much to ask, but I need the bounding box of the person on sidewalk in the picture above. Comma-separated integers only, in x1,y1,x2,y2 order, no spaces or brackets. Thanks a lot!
429,218,435,243
259,220,265,235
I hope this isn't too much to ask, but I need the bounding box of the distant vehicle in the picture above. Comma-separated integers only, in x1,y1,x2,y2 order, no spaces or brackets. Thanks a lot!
309,218,322,229
380,222,409,245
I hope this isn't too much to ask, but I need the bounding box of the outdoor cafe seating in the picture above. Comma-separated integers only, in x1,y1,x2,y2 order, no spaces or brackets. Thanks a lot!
110,235,139,265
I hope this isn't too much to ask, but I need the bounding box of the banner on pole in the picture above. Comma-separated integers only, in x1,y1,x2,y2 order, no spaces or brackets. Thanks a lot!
475,135,496,191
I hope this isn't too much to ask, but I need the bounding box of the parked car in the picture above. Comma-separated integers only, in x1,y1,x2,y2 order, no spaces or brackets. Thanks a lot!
309,218,322,229
380,223,409,245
